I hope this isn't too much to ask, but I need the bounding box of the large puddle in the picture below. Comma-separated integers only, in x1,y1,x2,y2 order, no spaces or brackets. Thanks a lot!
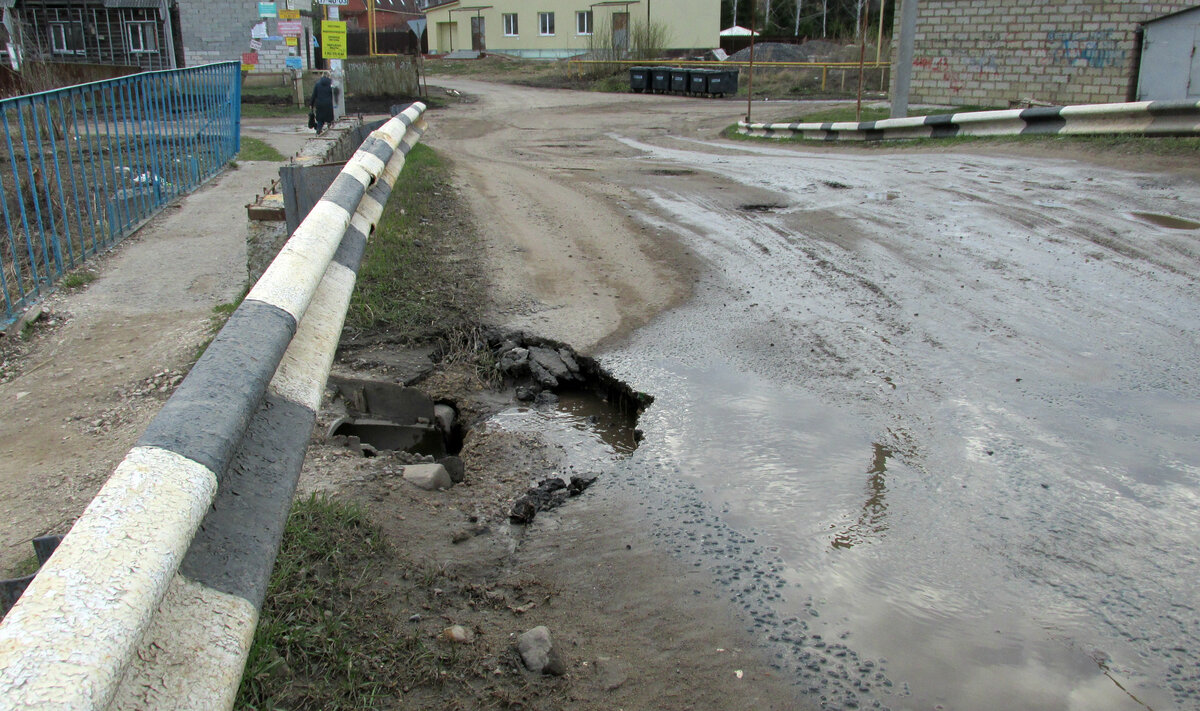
576,142,1200,711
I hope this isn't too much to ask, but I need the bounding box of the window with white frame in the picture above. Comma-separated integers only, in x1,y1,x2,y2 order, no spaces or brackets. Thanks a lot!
538,12,554,36
576,10,592,35
49,22,84,54
125,21,158,53
503,13,518,36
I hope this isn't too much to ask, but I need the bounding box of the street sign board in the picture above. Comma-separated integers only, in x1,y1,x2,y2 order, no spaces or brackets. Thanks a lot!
321,21,347,59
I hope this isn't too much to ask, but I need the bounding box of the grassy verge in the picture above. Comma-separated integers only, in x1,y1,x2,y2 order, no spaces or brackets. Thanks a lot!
344,143,484,344
789,105,997,123
60,269,98,290
236,496,547,710
239,136,286,162
237,496,400,709
241,102,309,118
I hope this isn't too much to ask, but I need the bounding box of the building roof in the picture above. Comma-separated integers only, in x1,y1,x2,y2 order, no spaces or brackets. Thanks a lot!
1142,4,1200,25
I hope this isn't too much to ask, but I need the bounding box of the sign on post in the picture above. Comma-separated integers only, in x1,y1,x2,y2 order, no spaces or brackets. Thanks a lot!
321,21,347,59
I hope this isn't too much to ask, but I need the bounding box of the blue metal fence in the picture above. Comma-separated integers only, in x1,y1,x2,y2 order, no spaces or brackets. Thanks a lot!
1,61,241,328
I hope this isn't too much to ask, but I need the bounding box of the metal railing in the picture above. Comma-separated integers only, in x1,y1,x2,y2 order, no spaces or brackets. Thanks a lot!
0,104,428,711
1,62,241,329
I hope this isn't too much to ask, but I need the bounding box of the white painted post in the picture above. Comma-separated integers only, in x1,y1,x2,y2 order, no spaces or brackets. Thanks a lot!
328,6,346,119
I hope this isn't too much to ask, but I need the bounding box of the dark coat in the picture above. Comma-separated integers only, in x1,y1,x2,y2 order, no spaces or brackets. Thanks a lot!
309,76,335,123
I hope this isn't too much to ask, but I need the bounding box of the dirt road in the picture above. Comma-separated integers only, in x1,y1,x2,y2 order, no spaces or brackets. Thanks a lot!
3,79,1197,710
425,79,1200,710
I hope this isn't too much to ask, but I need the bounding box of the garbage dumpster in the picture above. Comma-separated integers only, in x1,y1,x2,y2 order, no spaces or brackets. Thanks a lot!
650,67,671,93
670,68,691,94
707,69,739,97
689,68,714,95
629,66,650,93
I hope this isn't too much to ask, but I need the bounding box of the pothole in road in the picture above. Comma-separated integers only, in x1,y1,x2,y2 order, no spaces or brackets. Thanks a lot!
328,333,651,461
739,203,786,213
647,168,696,176
327,377,465,458
328,333,652,526
1129,212,1200,230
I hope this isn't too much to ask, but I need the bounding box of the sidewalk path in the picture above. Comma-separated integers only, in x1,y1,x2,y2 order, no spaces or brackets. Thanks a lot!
0,118,307,573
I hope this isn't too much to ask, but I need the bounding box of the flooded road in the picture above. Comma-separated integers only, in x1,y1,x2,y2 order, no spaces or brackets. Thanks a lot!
603,140,1200,710
428,80,1200,710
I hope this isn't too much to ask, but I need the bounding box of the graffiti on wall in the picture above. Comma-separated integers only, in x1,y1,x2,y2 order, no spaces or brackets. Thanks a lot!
912,52,1001,95
1045,30,1126,69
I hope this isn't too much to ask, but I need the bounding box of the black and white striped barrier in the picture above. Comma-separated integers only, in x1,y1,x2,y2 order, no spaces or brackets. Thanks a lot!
738,99,1200,141
0,102,428,711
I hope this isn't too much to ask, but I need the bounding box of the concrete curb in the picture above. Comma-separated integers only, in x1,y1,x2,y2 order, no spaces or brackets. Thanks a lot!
738,99,1200,141
0,104,428,711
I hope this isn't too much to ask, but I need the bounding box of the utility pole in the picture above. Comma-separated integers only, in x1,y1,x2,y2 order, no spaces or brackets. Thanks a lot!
327,4,345,119
745,3,756,122
891,0,917,118
794,0,801,36
855,0,867,121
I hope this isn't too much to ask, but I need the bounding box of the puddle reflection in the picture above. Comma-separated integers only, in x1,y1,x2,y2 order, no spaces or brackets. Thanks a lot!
830,442,891,550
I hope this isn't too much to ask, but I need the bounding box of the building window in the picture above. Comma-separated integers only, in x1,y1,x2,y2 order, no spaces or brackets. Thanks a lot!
538,12,554,36
503,13,518,37
576,11,592,35
125,22,159,54
49,22,84,55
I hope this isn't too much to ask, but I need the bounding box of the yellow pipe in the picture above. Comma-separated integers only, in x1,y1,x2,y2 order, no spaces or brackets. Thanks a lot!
368,1,377,55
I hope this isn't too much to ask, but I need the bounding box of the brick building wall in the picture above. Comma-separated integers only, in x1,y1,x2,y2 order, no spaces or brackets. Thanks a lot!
891,0,1197,107
177,1,314,73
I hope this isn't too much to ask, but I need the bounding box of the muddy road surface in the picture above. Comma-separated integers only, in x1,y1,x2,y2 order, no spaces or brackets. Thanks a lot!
427,79,1200,711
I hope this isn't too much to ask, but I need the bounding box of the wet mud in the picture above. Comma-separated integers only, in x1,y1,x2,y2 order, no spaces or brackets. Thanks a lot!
593,140,1200,710
425,79,1200,710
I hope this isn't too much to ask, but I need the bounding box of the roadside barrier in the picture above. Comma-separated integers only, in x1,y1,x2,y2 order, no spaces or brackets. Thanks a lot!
0,102,428,711
738,99,1200,141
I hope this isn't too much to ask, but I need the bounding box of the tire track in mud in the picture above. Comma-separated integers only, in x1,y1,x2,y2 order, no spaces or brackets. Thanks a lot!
427,80,1200,710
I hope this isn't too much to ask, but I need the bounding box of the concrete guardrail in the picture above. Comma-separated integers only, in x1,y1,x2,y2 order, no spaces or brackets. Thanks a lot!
738,99,1200,141
0,102,429,711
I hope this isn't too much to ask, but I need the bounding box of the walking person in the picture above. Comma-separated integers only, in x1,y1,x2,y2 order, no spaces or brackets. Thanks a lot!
309,74,335,135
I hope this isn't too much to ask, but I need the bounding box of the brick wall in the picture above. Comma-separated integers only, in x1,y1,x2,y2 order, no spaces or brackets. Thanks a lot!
177,1,313,73
891,0,1196,107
